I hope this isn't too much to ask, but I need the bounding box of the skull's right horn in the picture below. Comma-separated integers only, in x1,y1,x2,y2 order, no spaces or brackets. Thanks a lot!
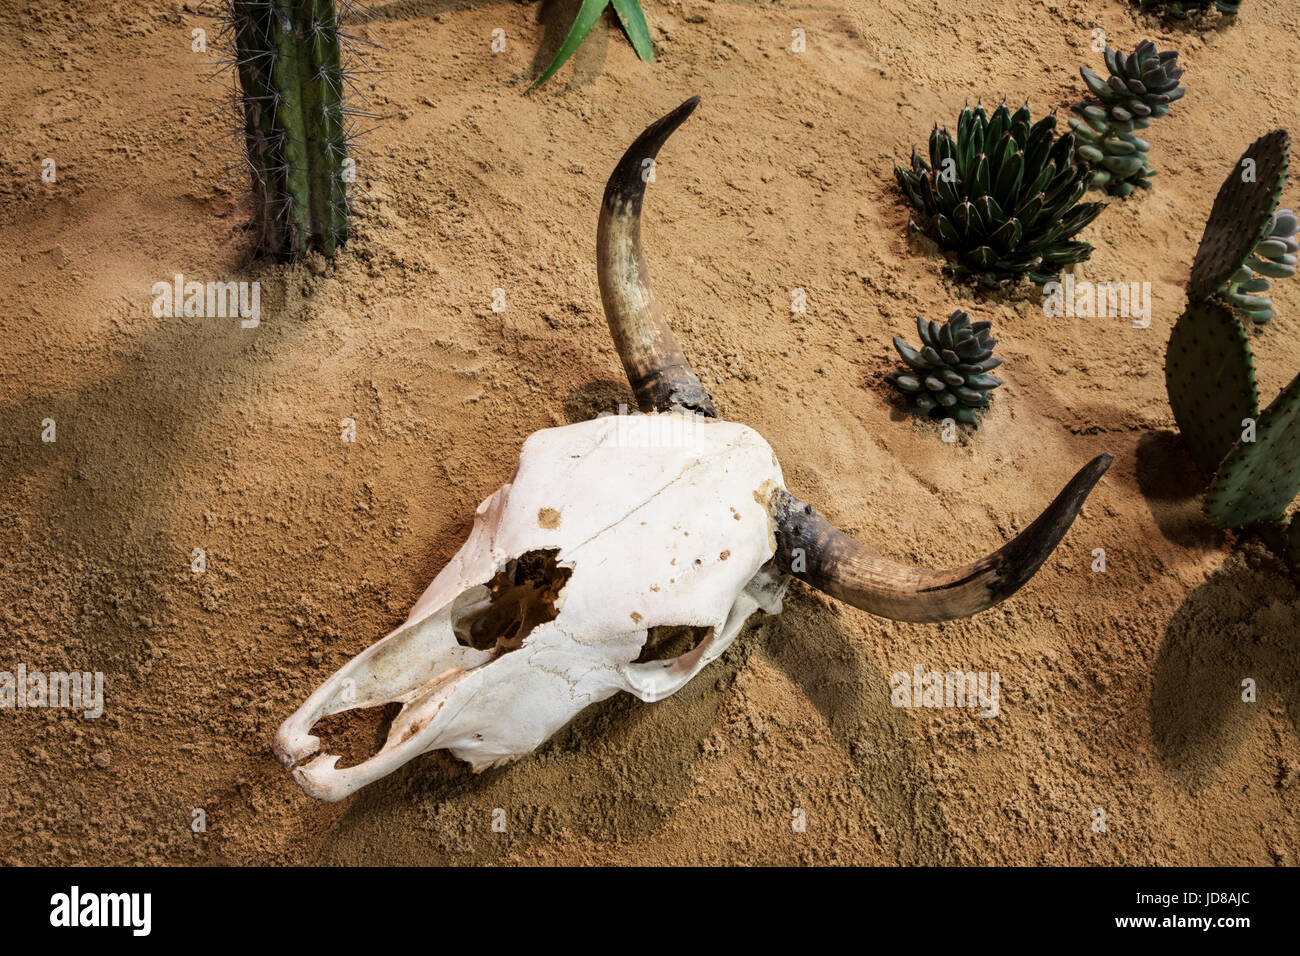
597,96,717,418
771,454,1113,623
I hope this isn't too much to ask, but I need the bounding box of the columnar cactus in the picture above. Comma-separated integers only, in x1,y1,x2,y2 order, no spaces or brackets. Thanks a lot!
223,0,354,261
1070,40,1186,198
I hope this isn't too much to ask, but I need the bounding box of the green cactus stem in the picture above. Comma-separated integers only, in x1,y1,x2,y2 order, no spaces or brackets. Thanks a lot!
227,0,352,261
1220,208,1298,325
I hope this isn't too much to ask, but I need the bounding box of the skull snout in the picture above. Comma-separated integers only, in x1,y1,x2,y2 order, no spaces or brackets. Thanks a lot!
274,550,576,801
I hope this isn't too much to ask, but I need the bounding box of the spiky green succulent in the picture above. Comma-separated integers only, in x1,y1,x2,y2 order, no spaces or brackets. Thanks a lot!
885,311,1002,426
1070,40,1186,198
223,0,353,261
1188,130,1292,323
895,103,1106,288
1133,1,1241,17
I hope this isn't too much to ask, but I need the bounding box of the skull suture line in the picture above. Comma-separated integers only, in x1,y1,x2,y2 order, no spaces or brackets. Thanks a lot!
275,97,1112,802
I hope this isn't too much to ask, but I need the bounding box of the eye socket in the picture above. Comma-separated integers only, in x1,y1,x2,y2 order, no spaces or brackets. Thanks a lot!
450,549,573,656
634,624,711,663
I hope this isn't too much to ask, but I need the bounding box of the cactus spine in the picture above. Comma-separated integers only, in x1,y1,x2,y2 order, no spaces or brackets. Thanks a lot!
227,0,351,261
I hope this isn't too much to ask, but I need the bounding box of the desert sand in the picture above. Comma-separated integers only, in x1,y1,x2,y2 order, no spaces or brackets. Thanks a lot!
0,0,1296,865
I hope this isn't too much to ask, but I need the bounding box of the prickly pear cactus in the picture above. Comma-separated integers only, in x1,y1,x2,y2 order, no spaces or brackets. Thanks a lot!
1204,369,1300,528
224,0,354,261
1165,297,1258,476
1070,40,1186,198
1188,130,1290,305
885,311,1003,426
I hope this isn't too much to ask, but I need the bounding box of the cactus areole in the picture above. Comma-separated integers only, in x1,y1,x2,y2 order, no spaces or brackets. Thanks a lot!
230,0,350,261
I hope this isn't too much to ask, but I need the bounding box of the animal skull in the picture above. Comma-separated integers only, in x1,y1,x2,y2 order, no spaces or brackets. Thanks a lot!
275,97,1111,801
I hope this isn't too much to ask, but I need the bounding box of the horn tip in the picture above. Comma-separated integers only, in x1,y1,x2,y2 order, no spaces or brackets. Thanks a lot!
602,96,702,210
1078,452,1114,487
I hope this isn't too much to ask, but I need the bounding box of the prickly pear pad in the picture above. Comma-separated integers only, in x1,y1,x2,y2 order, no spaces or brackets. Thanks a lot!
1165,298,1259,476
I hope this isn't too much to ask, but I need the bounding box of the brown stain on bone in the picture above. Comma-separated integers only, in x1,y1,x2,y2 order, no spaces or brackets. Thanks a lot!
538,507,561,529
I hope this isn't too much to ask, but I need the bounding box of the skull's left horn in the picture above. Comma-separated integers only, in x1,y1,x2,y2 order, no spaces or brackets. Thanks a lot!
772,454,1113,623
598,96,717,418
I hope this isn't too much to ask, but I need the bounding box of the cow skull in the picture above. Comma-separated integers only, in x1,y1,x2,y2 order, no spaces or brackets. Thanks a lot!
275,97,1111,801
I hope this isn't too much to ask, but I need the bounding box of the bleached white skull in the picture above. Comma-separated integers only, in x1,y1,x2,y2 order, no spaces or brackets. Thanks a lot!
275,97,1111,801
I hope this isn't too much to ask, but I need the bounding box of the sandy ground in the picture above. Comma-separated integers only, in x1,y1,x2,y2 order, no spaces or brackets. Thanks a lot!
0,0,1297,865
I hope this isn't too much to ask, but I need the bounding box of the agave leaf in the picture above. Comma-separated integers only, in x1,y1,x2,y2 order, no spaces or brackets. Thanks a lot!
532,0,613,89
1042,239,1095,264
986,103,1011,144
953,200,976,238
1047,130,1077,170
1024,161,1056,200
992,149,1024,206
972,153,987,197
973,194,1004,232
895,167,925,210
935,213,960,247
989,217,1022,254
1024,115,1057,170
610,0,654,63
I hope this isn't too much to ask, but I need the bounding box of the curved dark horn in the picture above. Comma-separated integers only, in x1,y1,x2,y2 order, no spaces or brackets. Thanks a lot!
597,96,717,418
771,454,1113,622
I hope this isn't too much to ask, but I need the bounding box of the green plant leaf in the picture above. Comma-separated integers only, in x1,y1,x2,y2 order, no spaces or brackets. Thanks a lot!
531,0,611,89
611,0,654,63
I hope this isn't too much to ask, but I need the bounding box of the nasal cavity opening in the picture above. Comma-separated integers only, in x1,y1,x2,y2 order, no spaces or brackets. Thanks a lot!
311,702,405,771
451,549,572,656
